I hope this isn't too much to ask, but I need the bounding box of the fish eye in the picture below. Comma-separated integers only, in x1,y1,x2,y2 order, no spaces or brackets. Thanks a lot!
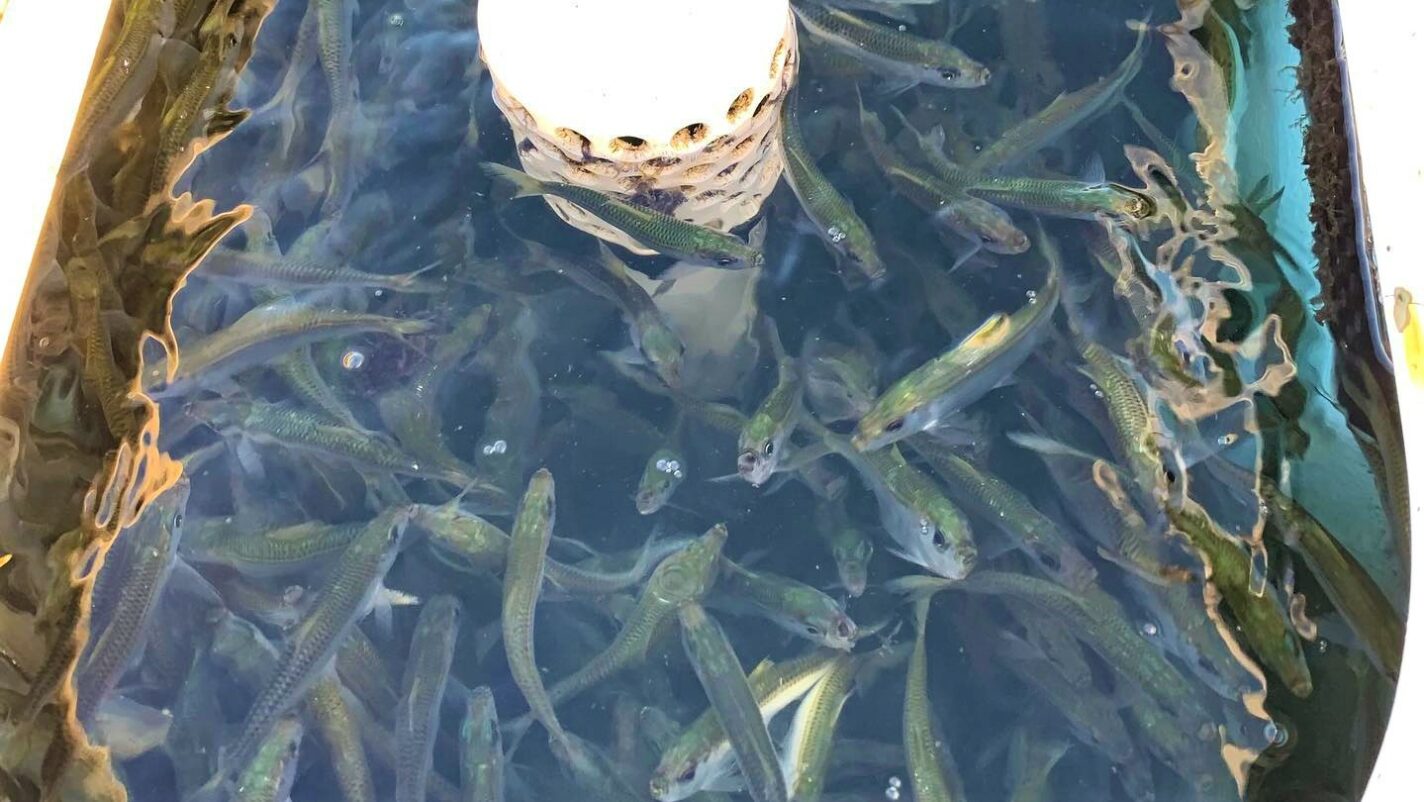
763,441,775,457
716,256,737,267
171,511,184,529
805,624,822,637
931,529,949,551
939,67,962,81
676,765,697,783
885,418,905,433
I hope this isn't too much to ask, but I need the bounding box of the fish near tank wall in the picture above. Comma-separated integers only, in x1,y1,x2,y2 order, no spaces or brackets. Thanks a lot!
0,2,1411,802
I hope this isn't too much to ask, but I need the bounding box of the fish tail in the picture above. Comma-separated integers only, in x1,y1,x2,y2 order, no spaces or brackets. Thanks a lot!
481,162,546,199
884,574,955,603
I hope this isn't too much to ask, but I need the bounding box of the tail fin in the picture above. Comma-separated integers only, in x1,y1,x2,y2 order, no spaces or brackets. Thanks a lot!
480,162,547,199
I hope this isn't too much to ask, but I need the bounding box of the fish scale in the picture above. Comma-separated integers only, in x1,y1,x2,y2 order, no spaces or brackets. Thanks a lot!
223,506,410,778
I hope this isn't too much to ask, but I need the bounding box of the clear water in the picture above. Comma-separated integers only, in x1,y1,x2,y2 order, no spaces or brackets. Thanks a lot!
0,1,1408,802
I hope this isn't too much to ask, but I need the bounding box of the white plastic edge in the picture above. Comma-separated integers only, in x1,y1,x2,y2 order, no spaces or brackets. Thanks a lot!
0,0,111,361
1335,3,1424,801
478,0,790,147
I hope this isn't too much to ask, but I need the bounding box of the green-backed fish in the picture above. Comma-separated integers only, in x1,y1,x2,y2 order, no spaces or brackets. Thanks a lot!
482,162,764,269
793,3,989,89
637,446,688,515
780,84,885,282
969,21,1150,172
461,687,505,802
523,524,728,718
502,470,572,753
221,506,411,778
908,437,1096,591
651,649,841,801
1166,499,1313,697
779,653,856,802
234,716,304,802
811,420,976,579
803,338,879,425
679,603,789,802
714,558,857,650
146,299,432,396
75,477,190,725
305,675,376,802
903,597,963,802
397,595,464,802
853,265,1060,451
858,99,1028,256
739,319,804,486
813,499,874,597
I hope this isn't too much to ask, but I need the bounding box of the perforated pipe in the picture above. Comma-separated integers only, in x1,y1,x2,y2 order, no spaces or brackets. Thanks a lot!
478,0,796,253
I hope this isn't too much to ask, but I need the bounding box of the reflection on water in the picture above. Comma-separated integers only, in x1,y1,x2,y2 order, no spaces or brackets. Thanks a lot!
0,1,1408,802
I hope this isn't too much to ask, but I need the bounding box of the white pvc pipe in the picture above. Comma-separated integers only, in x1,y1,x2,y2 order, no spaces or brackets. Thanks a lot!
1334,4,1424,800
0,0,112,360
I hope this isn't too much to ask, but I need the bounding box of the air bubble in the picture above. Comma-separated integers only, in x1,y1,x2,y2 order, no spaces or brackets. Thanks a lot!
828,225,847,244
1141,621,1159,637
388,12,405,27
341,350,367,370
482,439,509,456
888,777,902,790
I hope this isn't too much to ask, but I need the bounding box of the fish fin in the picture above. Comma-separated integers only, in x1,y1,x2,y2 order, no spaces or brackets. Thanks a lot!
203,107,250,141
947,241,982,274
595,242,631,278
1007,431,1103,464
703,471,744,485
1079,154,1107,185
747,217,770,252
874,78,917,100
156,38,201,92
1094,546,1192,586
927,124,949,152
884,574,955,601
480,162,545,198
369,582,397,640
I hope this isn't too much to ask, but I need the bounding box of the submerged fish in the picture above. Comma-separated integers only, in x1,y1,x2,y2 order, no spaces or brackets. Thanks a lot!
75,477,190,725
461,687,506,802
813,499,874,597
679,603,788,802
793,3,990,90
221,506,411,778
482,163,763,269
397,596,463,802
739,320,804,486
779,653,857,802
908,437,1096,591
502,470,572,753
304,675,377,802
903,597,963,802
780,85,886,282
969,20,1150,172
637,446,688,515
651,649,841,802
714,558,857,650
1166,499,1313,698
854,265,1060,450
525,524,728,717
145,298,431,396
234,716,304,802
